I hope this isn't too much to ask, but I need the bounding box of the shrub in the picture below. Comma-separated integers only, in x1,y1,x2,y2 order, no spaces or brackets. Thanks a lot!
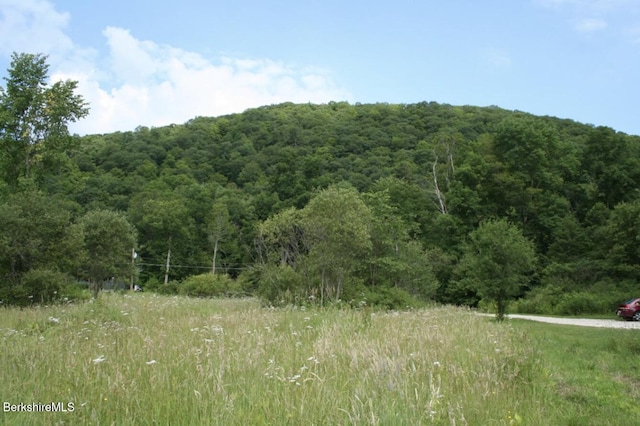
59,281,90,302
553,292,609,316
179,273,240,298
0,269,69,306
512,285,565,314
254,264,306,306
362,286,423,310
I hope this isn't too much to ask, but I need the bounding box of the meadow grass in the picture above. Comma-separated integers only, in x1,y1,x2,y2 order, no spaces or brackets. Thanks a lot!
512,320,640,425
0,293,635,425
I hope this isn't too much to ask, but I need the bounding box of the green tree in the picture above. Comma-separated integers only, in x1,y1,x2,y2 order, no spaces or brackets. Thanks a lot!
301,184,372,304
0,192,83,304
457,219,536,320
207,200,232,274
0,53,89,188
363,189,438,300
77,210,137,298
128,193,194,283
600,200,640,281
257,207,305,267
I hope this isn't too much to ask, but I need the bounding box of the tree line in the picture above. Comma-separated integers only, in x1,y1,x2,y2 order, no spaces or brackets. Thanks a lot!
1,53,639,315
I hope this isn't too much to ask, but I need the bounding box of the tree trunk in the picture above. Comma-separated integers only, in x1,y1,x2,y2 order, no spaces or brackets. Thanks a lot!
211,239,218,274
432,157,447,214
90,279,100,299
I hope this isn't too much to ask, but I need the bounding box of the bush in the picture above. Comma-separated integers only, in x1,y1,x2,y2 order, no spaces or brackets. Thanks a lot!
362,286,423,310
59,281,90,302
553,292,610,316
254,264,306,306
144,277,182,295
512,285,565,314
179,273,240,298
513,284,629,316
0,269,70,306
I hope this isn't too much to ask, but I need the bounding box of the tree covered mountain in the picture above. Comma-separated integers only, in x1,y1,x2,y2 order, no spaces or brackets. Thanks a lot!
3,93,640,310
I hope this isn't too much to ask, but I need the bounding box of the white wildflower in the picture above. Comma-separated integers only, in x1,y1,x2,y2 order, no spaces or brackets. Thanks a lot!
92,355,106,364
146,360,157,365
289,374,301,383
48,316,60,324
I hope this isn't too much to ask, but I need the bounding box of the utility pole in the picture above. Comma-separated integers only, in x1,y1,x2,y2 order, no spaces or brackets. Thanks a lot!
164,236,172,285
130,248,136,290
164,248,171,284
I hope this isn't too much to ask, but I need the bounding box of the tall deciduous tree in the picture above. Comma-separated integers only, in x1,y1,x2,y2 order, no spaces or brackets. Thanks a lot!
0,192,84,304
207,200,231,274
301,184,372,304
457,219,536,320
0,53,89,188
77,210,137,298
257,206,305,267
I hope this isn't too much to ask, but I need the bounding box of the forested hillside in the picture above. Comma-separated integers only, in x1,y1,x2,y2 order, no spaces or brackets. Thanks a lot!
2,56,640,311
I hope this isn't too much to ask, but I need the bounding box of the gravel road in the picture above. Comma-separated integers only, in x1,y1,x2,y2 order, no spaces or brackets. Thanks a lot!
497,314,640,329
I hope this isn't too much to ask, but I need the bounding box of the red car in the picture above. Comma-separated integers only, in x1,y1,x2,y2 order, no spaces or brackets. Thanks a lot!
617,298,640,321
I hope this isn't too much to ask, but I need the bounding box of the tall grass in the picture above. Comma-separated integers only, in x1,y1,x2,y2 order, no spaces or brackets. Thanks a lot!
0,293,570,424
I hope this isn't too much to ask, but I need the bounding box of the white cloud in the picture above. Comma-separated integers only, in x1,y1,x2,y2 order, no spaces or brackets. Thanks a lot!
0,0,73,57
2,2,350,135
59,27,350,134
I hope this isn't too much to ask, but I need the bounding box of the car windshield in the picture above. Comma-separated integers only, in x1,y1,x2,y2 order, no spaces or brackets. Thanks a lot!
624,298,638,304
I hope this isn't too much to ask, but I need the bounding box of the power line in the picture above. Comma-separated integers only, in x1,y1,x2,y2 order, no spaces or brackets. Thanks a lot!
134,262,251,271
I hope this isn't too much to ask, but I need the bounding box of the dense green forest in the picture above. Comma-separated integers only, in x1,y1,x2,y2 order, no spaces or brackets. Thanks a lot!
2,53,640,313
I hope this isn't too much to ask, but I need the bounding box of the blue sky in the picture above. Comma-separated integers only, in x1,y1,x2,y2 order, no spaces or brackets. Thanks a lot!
1,0,639,135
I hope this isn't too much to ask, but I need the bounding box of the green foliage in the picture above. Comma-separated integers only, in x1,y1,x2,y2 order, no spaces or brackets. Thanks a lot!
362,286,423,310
147,278,179,295
457,219,536,320
0,192,82,275
76,209,137,298
513,281,636,316
253,264,306,306
301,184,373,303
2,75,640,311
0,52,88,189
58,281,90,303
552,292,611,316
0,268,68,306
178,273,240,298
20,268,69,304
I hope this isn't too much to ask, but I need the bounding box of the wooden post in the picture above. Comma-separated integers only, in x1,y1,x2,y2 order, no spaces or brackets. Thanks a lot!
130,248,135,290
164,248,171,285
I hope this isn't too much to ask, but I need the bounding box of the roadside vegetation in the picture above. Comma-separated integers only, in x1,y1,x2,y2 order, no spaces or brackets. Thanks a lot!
1,294,639,425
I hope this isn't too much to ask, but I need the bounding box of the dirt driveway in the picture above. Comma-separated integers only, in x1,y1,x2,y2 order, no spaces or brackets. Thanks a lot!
499,313,640,329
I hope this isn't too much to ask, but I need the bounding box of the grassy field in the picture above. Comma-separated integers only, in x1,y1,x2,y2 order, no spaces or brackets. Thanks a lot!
0,293,638,425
